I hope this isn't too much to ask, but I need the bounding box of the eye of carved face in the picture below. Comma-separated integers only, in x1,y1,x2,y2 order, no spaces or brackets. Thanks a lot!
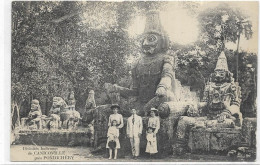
142,34,159,55
147,34,157,42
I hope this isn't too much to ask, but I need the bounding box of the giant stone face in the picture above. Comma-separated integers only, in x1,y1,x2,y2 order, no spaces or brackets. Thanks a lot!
213,69,227,83
142,33,161,55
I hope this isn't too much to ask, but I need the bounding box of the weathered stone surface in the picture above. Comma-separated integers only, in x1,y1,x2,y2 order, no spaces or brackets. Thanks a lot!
174,51,244,155
17,129,92,146
188,127,242,153
21,99,43,130
241,117,256,147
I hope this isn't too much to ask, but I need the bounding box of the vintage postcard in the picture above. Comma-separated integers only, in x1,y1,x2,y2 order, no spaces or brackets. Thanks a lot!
10,1,258,162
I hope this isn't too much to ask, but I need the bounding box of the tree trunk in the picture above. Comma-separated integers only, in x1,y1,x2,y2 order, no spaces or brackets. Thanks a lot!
11,100,21,131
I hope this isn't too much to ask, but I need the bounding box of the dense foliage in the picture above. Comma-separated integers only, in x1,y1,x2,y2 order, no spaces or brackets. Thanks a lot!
12,2,257,117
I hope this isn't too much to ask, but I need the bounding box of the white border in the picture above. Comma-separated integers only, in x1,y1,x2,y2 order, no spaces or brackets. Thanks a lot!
1,0,260,164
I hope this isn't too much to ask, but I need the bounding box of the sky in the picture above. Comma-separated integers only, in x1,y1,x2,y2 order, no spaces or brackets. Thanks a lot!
127,1,258,53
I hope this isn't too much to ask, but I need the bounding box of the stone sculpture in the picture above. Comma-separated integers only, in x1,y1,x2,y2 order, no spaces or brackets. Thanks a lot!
49,97,68,115
174,51,243,154
85,90,96,110
49,97,81,129
67,91,76,110
21,99,42,130
48,114,61,130
105,10,188,118
88,10,194,155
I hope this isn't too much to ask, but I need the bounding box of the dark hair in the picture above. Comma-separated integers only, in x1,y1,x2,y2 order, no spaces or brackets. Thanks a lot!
111,120,118,125
148,110,159,116
110,104,120,110
147,127,155,132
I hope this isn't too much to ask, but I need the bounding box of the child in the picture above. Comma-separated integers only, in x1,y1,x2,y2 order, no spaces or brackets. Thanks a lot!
106,120,120,159
145,127,158,157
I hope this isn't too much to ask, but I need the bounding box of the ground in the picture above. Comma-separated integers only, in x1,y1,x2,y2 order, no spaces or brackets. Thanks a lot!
10,144,245,162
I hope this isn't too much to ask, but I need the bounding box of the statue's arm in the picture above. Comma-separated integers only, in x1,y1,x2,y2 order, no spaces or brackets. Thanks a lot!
230,83,241,107
229,82,242,117
116,85,138,98
156,56,175,96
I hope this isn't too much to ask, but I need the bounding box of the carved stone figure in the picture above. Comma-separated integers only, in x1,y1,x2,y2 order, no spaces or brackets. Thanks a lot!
67,91,76,110
21,99,42,130
48,114,61,130
174,51,243,154
85,90,96,110
49,97,68,115
60,110,81,129
67,115,76,130
49,97,81,129
82,90,96,141
89,11,194,155
105,10,176,117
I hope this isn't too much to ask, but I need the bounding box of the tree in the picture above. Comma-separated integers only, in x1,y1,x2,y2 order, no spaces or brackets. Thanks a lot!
12,1,154,115
198,3,253,53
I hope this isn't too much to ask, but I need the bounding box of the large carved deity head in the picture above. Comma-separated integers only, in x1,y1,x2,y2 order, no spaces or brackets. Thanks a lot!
31,99,41,112
141,11,169,55
210,52,233,84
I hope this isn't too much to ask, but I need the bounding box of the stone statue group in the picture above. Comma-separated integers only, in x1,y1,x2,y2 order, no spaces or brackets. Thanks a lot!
21,94,81,131
19,10,252,158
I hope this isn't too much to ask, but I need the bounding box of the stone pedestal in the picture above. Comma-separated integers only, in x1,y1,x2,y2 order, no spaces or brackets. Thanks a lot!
188,127,242,153
17,129,92,146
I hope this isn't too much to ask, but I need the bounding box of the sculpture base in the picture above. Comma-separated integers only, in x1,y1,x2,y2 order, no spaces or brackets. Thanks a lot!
16,129,93,146
188,127,242,154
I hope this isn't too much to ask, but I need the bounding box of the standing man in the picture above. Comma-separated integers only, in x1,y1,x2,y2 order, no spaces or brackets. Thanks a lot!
127,109,143,159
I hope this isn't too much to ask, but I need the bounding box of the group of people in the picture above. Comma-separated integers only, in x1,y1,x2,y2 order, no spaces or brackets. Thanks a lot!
106,104,160,160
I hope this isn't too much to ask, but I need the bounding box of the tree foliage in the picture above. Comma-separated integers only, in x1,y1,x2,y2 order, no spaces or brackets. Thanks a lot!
11,1,162,114
198,3,253,52
12,2,256,117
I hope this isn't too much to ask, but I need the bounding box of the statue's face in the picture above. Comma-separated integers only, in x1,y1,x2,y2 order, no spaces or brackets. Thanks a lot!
142,33,160,55
213,70,226,83
52,97,60,108
31,101,39,111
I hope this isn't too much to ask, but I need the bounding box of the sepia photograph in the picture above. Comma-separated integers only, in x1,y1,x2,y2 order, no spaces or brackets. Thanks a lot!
10,1,258,162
